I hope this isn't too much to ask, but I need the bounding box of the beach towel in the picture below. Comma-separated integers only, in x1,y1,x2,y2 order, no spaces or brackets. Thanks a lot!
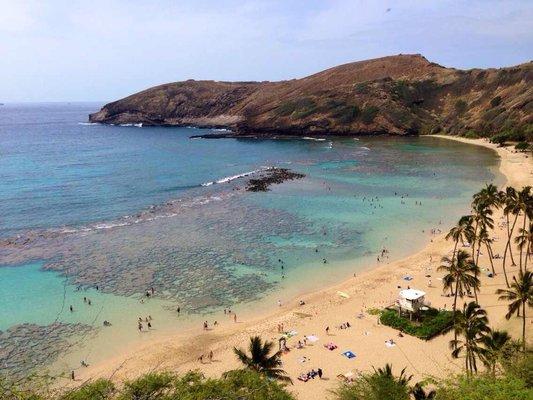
342,350,356,359
403,275,413,281
337,291,350,298
307,335,319,342
283,330,298,338
385,341,396,348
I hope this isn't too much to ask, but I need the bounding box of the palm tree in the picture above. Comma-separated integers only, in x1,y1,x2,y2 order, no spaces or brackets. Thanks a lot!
481,330,511,376
372,364,412,386
449,302,491,375
516,187,532,273
439,250,480,314
412,383,436,400
503,187,520,282
478,227,496,276
496,270,533,351
473,184,500,210
515,222,533,273
445,215,474,264
233,336,291,383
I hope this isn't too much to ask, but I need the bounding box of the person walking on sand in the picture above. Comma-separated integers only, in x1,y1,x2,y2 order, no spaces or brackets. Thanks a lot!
209,350,213,361
326,326,330,335
71,371,75,380
318,368,323,379
234,313,237,323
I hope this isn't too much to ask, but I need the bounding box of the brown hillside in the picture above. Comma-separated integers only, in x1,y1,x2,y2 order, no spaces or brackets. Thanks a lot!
89,54,532,137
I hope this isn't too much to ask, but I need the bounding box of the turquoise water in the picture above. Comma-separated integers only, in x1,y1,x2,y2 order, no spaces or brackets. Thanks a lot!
0,103,502,375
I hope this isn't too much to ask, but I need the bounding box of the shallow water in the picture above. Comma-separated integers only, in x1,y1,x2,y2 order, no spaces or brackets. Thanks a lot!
0,103,502,377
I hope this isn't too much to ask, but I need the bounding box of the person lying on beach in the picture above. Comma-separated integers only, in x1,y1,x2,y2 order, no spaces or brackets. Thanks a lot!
324,342,337,350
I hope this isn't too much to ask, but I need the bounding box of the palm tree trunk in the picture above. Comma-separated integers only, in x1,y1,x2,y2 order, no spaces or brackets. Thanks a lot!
486,243,496,275
474,242,481,303
453,280,459,346
525,242,530,272
471,221,478,260
452,240,459,264
509,214,519,265
502,214,519,287
519,215,526,273
522,300,527,352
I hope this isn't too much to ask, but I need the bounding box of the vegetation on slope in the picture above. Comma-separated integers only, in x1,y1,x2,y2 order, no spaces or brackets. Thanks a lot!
89,54,533,138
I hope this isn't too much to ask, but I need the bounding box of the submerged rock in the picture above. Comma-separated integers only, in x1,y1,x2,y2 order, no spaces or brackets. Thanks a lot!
246,168,305,192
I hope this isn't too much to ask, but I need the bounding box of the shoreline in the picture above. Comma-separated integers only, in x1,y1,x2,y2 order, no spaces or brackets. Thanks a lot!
64,135,532,399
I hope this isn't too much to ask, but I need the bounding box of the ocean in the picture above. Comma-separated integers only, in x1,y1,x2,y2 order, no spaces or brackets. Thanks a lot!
0,102,502,377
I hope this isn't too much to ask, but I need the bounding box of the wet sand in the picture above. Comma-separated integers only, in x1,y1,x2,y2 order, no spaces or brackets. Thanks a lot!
66,136,532,399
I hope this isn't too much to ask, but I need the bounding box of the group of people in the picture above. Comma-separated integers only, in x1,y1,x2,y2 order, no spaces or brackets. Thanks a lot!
376,247,390,263
198,350,214,363
297,368,323,382
138,315,153,331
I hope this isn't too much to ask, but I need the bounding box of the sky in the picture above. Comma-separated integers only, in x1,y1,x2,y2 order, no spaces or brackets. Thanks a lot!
1,0,532,102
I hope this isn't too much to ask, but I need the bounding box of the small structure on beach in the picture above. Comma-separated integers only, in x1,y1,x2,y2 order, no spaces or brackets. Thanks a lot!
398,289,426,313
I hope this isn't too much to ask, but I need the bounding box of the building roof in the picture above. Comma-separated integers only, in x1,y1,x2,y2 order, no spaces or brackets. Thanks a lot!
399,288,426,300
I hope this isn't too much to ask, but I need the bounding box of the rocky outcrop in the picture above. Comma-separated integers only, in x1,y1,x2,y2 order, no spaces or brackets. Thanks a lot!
90,54,532,137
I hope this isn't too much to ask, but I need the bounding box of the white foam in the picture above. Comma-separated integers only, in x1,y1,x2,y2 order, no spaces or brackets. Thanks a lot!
201,167,271,187
303,137,326,141
78,122,100,126
118,123,143,127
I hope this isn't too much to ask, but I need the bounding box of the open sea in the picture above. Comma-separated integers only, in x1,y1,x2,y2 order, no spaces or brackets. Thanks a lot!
0,102,502,377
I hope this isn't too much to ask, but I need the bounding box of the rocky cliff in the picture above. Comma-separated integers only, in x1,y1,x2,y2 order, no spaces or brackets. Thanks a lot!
89,54,532,137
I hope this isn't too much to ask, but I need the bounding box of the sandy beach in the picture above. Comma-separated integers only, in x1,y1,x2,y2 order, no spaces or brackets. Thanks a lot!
69,135,532,399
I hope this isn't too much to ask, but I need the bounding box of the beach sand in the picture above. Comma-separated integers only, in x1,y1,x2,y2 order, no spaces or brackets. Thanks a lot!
69,136,532,399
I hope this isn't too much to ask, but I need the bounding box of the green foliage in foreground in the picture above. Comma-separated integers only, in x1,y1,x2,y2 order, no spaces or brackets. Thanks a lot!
1,370,295,400
332,364,411,400
379,308,454,340
435,374,531,400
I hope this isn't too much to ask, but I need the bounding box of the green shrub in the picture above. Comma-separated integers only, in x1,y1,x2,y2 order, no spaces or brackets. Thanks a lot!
275,98,317,119
118,372,174,400
515,141,530,151
455,99,468,114
502,349,533,388
379,308,454,340
436,374,532,400
333,365,411,400
361,105,379,124
331,105,360,124
354,82,370,94
60,379,115,400
463,130,480,139
490,96,502,107
490,128,531,145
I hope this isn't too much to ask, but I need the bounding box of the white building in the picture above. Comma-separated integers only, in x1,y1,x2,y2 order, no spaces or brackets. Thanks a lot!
398,289,426,313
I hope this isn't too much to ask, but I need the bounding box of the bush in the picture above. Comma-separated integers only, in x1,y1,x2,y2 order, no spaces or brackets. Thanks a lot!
60,379,115,400
463,130,480,139
490,96,502,107
502,349,533,388
436,374,532,400
455,99,468,114
333,365,411,400
361,105,379,124
515,141,530,151
275,98,317,119
379,308,454,340
331,105,360,124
